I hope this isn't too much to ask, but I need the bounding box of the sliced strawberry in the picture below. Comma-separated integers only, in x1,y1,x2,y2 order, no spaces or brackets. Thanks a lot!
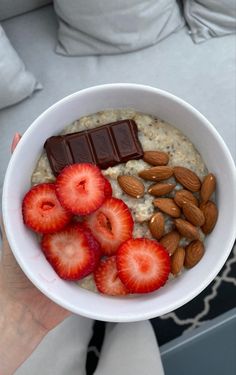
117,238,170,293
103,177,112,198
22,183,72,234
94,256,129,296
56,163,106,215
85,197,134,255
75,223,102,266
41,224,101,280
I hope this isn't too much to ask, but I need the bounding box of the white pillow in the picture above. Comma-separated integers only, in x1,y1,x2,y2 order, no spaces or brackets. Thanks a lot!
0,25,41,110
54,0,185,56
183,0,236,43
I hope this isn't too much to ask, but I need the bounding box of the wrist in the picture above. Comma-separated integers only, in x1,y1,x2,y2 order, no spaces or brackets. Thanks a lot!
0,295,47,375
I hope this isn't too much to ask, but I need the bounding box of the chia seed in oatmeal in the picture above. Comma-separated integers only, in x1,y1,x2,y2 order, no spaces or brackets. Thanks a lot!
31,109,208,293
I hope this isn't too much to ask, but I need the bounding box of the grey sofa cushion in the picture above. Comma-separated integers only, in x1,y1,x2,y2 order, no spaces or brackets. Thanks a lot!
183,0,236,43
54,0,185,56
0,24,41,110
0,0,52,21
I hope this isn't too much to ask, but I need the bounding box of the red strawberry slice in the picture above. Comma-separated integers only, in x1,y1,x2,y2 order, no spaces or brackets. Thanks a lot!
22,183,72,234
41,224,101,280
117,238,170,293
56,163,106,215
75,223,102,265
103,177,112,198
94,256,129,296
85,197,134,255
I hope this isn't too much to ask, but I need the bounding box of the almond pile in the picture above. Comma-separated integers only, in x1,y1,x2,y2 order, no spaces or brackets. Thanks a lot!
117,150,218,276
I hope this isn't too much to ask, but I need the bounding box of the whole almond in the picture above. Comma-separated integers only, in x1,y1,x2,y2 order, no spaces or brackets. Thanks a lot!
174,218,199,240
117,175,145,198
171,247,185,275
148,212,165,240
148,183,176,196
139,166,173,181
182,202,205,227
160,230,180,255
143,151,169,166
173,166,201,192
199,201,218,234
153,198,181,218
174,189,199,208
200,173,216,203
184,240,204,268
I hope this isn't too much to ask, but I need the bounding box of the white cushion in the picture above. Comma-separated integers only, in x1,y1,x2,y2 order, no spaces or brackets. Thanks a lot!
0,25,41,110
54,0,184,55
183,0,236,43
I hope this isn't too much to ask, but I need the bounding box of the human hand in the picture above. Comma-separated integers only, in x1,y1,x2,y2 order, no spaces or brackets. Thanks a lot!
2,132,70,331
0,133,71,374
0,219,70,332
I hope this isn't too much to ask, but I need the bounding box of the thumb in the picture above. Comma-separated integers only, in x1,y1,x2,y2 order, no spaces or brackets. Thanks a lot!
0,217,5,241
0,217,11,256
11,133,22,154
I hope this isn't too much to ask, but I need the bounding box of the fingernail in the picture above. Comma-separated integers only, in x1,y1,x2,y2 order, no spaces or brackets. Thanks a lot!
11,133,21,154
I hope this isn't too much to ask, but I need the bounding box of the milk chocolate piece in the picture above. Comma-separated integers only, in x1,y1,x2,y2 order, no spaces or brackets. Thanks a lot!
44,119,143,175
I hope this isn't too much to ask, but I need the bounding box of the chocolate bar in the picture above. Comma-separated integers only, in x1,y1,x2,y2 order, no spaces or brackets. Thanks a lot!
44,119,144,175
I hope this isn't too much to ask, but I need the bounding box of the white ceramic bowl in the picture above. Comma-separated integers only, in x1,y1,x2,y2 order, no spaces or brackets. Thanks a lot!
2,84,236,322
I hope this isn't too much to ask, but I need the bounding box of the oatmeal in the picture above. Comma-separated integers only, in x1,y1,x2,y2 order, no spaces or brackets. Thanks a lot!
31,109,208,293
32,109,207,220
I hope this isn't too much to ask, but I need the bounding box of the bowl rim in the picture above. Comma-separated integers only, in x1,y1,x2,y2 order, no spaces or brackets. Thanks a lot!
2,83,236,322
